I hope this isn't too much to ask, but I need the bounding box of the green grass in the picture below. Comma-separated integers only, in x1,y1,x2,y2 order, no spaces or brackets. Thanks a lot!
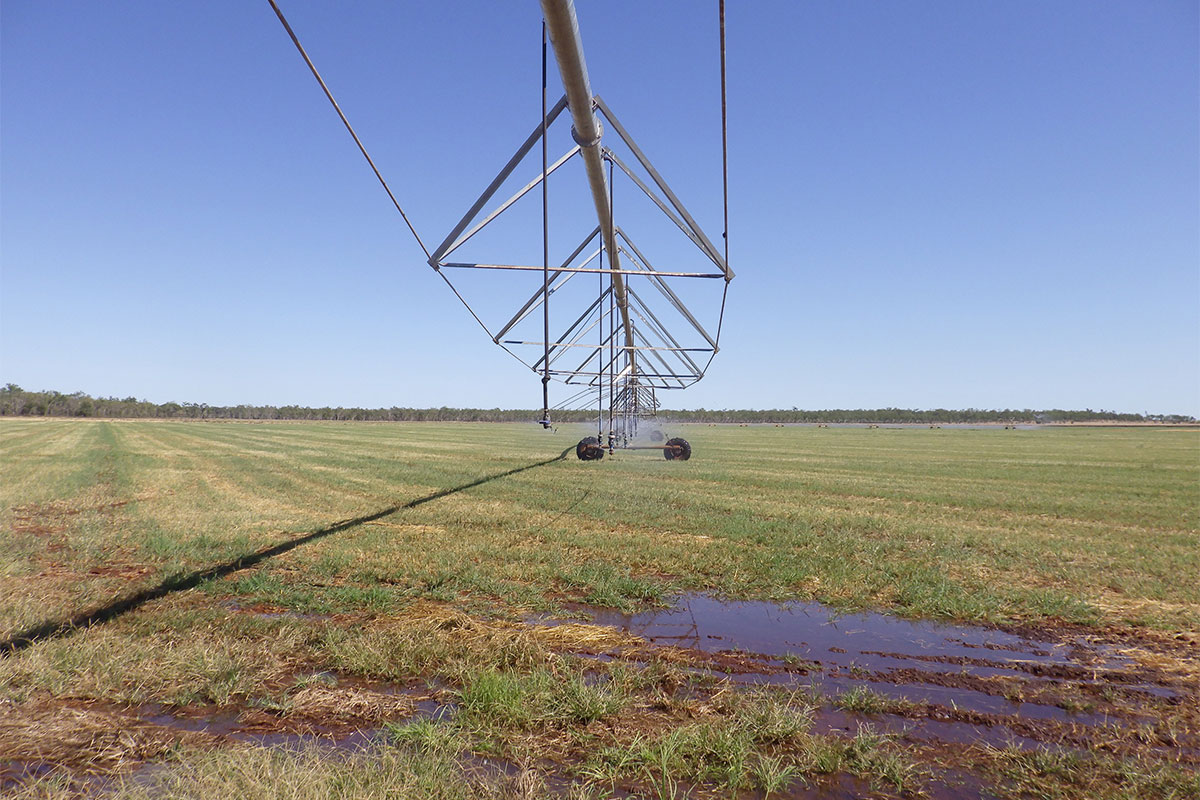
458,668,626,728
834,685,912,715
986,745,1200,800
1,418,1197,798
2,419,1195,634
6,738,527,800
580,699,916,796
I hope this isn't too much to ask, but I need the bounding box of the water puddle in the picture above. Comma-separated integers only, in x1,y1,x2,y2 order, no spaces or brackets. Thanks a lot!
134,672,453,750
135,702,385,750
810,706,1045,752
584,595,1111,674
236,728,383,751
538,593,1175,757
1,761,57,793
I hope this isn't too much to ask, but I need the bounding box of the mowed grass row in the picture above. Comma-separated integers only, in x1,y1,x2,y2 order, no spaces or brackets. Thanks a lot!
2,418,1197,635
3,419,1198,800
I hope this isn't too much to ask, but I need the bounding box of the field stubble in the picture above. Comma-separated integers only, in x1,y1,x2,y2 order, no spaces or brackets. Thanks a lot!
0,419,1196,798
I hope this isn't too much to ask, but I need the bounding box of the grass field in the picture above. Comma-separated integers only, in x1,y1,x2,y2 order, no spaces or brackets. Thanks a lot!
2,419,1197,798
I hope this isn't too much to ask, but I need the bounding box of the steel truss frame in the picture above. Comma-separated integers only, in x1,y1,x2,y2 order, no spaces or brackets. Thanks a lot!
268,0,728,454
427,83,731,435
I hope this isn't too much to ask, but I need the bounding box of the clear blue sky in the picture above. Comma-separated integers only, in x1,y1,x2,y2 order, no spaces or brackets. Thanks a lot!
2,1,1197,414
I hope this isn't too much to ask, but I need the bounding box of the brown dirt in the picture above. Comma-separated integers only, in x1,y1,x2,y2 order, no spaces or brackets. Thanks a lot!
4,599,1197,798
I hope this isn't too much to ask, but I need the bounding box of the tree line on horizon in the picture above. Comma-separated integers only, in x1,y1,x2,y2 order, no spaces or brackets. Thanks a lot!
0,385,1192,425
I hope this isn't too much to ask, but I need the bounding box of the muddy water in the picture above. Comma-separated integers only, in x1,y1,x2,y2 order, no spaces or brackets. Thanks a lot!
135,703,383,752
1,693,460,799
541,594,1200,797
134,691,454,746
587,594,1103,672
561,593,1179,752
0,762,56,793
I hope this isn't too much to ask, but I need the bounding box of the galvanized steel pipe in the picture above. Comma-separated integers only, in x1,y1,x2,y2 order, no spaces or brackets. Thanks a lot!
539,0,634,356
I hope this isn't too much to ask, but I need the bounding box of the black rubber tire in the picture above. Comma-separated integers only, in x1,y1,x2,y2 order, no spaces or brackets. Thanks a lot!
576,436,604,461
648,430,665,442
664,437,691,461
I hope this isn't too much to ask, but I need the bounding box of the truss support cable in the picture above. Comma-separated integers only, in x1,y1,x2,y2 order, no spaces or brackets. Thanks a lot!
719,0,730,278
597,215,604,440
696,0,731,383
700,282,730,377
267,0,431,261
696,0,731,381
608,156,616,442
541,20,552,424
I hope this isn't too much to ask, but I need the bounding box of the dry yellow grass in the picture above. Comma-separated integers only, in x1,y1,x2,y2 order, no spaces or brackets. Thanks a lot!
0,701,213,773
2,419,1197,799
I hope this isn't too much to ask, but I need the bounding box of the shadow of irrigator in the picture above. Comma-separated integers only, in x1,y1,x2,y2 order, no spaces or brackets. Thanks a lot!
1,446,573,657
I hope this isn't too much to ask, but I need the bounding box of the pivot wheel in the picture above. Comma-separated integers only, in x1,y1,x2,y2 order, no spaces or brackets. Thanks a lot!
648,430,665,442
576,436,605,461
664,437,691,461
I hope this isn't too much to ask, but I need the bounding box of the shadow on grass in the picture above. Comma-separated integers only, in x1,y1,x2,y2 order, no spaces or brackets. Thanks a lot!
1,446,574,657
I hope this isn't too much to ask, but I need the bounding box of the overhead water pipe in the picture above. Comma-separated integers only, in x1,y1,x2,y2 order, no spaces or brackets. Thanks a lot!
538,0,635,363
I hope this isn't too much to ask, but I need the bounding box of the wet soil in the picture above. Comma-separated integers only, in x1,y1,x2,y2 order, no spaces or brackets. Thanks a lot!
5,595,1195,798
539,593,1199,791
0,672,448,795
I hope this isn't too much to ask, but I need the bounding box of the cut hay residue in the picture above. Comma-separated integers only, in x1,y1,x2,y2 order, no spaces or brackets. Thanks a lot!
0,701,213,773
287,685,414,722
523,621,638,651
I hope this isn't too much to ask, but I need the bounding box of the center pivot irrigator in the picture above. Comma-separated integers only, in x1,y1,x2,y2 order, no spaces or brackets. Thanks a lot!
271,0,733,460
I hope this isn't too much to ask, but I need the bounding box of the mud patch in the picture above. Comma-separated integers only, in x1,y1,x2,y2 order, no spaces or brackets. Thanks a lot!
581,594,1112,670
535,594,1200,766
0,699,215,790
0,673,449,794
